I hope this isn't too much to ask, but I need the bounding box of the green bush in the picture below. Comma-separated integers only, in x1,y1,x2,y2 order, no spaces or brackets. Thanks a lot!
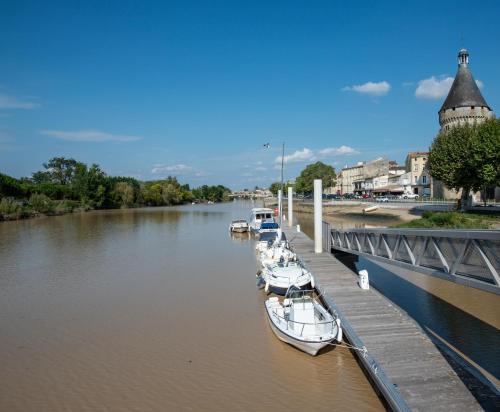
29,193,56,214
0,197,21,214
54,199,80,214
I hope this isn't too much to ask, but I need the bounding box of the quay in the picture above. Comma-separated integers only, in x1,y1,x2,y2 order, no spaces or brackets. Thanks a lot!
282,225,482,411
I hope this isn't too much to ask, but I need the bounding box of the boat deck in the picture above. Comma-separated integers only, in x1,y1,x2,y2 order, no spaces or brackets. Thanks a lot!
282,226,481,411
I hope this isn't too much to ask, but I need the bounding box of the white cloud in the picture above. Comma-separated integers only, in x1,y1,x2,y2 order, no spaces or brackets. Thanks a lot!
255,166,267,171
272,145,358,166
275,148,315,164
151,164,192,174
415,76,453,99
0,93,40,109
318,145,358,157
342,81,391,96
41,129,142,142
415,76,484,100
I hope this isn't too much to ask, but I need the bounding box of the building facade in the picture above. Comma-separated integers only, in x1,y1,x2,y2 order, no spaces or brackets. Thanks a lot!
405,152,431,196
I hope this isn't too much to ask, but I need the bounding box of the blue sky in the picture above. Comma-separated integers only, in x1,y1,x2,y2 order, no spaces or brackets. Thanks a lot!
1,0,499,189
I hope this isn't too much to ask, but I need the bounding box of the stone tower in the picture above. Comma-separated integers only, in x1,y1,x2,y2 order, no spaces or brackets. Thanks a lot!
438,49,494,131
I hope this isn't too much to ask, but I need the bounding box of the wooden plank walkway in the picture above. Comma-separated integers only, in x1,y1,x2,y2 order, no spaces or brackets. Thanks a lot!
283,226,481,411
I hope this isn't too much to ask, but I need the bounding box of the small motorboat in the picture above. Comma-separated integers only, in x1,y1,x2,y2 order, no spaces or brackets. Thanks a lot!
249,207,275,233
229,219,249,233
265,288,342,356
259,261,313,295
259,242,297,267
255,231,281,253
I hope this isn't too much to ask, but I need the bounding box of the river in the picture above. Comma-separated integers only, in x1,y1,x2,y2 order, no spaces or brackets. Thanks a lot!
0,201,384,412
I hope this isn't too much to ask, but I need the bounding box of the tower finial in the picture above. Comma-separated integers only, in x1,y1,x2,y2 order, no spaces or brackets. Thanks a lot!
458,48,469,65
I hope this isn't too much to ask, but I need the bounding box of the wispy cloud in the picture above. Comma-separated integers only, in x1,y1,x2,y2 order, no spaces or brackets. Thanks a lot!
318,145,358,157
415,75,484,100
275,148,315,164
151,164,192,174
0,131,17,151
342,81,391,96
0,93,40,109
274,145,358,165
41,129,142,142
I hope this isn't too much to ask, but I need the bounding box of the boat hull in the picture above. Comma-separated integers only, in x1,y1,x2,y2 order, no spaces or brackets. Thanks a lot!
230,227,248,233
265,304,330,356
269,282,311,296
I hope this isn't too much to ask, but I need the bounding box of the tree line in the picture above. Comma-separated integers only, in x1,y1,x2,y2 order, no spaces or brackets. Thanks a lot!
0,157,231,220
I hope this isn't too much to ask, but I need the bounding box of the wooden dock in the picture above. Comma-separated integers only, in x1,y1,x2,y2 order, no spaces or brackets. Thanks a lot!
282,226,481,411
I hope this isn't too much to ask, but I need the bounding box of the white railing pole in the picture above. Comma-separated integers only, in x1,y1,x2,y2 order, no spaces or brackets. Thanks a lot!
314,179,322,253
288,186,293,227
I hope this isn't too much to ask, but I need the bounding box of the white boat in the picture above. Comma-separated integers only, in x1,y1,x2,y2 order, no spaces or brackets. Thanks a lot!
259,241,297,267
249,207,275,233
363,205,378,213
259,261,313,295
255,231,282,253
229,219,249,233
265,288,342,356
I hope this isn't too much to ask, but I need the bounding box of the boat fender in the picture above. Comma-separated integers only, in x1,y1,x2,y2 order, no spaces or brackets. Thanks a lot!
310,275,315,289
265,279,270,294
336,318,343,342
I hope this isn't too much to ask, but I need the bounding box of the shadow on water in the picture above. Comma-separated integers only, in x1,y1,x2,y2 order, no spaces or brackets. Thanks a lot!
336,252,500,408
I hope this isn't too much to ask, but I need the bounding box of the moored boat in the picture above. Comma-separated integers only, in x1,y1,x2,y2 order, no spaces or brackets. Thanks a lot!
265,288,342,356
229,219,249,233
259,261,313,295
249,207,274,233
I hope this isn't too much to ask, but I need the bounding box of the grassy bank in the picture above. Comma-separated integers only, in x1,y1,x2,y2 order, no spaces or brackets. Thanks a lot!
395,210,500,229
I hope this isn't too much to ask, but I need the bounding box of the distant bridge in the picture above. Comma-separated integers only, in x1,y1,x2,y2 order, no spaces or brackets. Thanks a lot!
322,222,500,295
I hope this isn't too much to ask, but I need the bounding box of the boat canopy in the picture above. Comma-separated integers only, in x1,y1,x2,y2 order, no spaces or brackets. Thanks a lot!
261,222,279,230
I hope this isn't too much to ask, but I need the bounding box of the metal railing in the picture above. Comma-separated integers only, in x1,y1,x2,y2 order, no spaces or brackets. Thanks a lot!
323,222,500,295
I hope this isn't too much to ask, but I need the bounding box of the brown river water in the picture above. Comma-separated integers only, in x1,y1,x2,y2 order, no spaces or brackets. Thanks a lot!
0,201,384,412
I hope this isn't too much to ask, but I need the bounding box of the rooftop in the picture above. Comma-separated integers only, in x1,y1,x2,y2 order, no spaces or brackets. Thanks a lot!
440,49,491,112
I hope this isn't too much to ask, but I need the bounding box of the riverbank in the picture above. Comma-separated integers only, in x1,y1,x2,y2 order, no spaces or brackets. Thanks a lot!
0,197,224,223
267,199,500,229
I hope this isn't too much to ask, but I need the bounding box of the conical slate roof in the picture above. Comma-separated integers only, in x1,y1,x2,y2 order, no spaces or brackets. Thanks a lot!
439,50,490,112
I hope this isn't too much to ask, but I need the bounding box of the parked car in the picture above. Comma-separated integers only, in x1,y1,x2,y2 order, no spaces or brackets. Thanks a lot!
361,194,371,199
402,193,419,200
375,196,389,203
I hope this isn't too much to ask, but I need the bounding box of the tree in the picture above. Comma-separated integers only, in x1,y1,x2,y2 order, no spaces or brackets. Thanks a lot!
471,119,500,205
114,182,135,208
269,181,294,196
429,119,500,210
0,173,24,198
294,162,336,194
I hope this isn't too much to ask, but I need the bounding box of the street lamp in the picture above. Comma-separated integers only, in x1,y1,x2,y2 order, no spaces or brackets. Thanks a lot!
263,141,285,227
